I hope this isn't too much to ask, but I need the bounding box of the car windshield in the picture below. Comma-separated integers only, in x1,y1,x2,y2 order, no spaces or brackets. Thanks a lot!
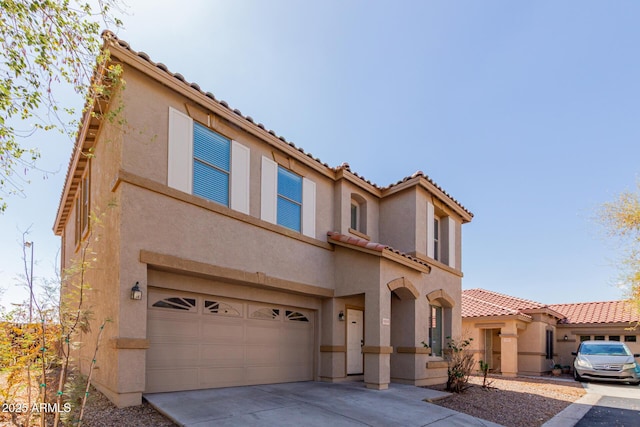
580,343,632,356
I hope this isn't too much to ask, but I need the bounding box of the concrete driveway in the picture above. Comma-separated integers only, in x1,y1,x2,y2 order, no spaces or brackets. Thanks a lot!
144,381,503,427
543,381,640,427
574,382,640,427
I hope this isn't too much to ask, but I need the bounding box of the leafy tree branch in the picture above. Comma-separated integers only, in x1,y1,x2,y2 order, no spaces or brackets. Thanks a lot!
0,0,124,212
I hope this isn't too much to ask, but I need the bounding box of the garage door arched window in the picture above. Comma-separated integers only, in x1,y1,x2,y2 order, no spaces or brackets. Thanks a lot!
250,306,281,320
285,310,310,322
204,300,241,317
152,296,197,312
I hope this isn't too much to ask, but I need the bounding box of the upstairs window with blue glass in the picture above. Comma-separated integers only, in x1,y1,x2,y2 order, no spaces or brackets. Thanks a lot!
277,166,302,232
193,122,230,206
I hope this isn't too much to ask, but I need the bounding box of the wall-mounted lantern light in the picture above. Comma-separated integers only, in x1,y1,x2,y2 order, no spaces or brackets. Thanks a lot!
563,335,568,341
338,311,345,321
131,282,142,300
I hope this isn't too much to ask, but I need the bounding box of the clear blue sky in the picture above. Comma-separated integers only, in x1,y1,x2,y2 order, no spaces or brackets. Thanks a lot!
2,0,639,308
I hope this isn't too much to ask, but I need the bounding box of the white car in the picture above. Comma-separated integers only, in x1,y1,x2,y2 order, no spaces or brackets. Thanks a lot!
572,340,640,385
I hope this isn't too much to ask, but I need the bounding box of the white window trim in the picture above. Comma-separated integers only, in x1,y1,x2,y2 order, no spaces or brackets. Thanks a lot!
230,141,250,214
168,107,193,194
447,216,456,269
260,155,316,237
302,177,316,238
168,107,250,214
260,156,278,224
426,201,435,258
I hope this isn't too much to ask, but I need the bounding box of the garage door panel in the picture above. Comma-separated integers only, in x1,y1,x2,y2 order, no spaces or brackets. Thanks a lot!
245,345,280,364
146,368,199,393
199,367,246,388
200,344,244,364
147,317,200,340
245,366,286,383
147,344,199,368
200,321,244,342
147,288,314,393
245,323,282,344
280,364,313,382
283,327,311,342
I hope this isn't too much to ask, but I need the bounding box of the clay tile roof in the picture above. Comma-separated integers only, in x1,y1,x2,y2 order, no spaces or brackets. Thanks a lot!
99,31,472,217
326,231,430,269
462,293,525,318
462,288,552,319
550,301,640,325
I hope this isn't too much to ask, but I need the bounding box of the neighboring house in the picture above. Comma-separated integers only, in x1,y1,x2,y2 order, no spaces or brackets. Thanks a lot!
53,32,473,407
462,289,640,376
552,300,640,366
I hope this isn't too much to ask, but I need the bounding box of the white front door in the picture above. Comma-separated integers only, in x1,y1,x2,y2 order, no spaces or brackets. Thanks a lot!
346,309,364,375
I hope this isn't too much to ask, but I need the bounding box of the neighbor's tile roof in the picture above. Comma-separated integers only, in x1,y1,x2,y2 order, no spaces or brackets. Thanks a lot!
550,301,640,325
326,231,430,270
462,288,548,319
99,31,472,218
462,293,524,318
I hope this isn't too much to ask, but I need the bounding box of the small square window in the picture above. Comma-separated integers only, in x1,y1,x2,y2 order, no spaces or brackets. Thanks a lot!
625,335,637,343
579,335,590,342
594,335,605,341
609,335,620,341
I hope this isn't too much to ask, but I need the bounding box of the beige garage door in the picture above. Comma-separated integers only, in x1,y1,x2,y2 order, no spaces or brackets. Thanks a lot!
146,289,314,393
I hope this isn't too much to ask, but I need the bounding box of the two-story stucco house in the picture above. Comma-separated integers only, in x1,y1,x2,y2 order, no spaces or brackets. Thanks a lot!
53,32,473,407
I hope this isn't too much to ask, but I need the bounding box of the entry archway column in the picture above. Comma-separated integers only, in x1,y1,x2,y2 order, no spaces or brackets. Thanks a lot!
500,323,518,377
363,289,392,389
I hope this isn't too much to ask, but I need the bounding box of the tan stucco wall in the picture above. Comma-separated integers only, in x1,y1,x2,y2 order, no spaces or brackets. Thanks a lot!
60,100,128,404
334,179,380,242
379,188,417,255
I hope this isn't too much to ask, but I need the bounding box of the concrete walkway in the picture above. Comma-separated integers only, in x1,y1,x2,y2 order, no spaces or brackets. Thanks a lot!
145,381,503,427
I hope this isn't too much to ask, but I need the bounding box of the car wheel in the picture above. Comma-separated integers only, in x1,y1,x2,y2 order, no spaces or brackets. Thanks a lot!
630,380,640,386
573,369,582,382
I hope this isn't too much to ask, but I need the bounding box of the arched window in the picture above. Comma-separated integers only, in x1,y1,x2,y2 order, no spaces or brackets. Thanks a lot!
350,193,367,234
426,289,455,358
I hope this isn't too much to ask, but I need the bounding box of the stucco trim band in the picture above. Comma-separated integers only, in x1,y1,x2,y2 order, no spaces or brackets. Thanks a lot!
396,346,431,354
320,345,347,353
362,346,393,354
426,361,448,369
140,250,334,298
112,169,333,251
111,338,150,349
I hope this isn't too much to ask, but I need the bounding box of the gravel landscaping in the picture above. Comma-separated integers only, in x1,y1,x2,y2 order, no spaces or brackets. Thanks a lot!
424,374,587,427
